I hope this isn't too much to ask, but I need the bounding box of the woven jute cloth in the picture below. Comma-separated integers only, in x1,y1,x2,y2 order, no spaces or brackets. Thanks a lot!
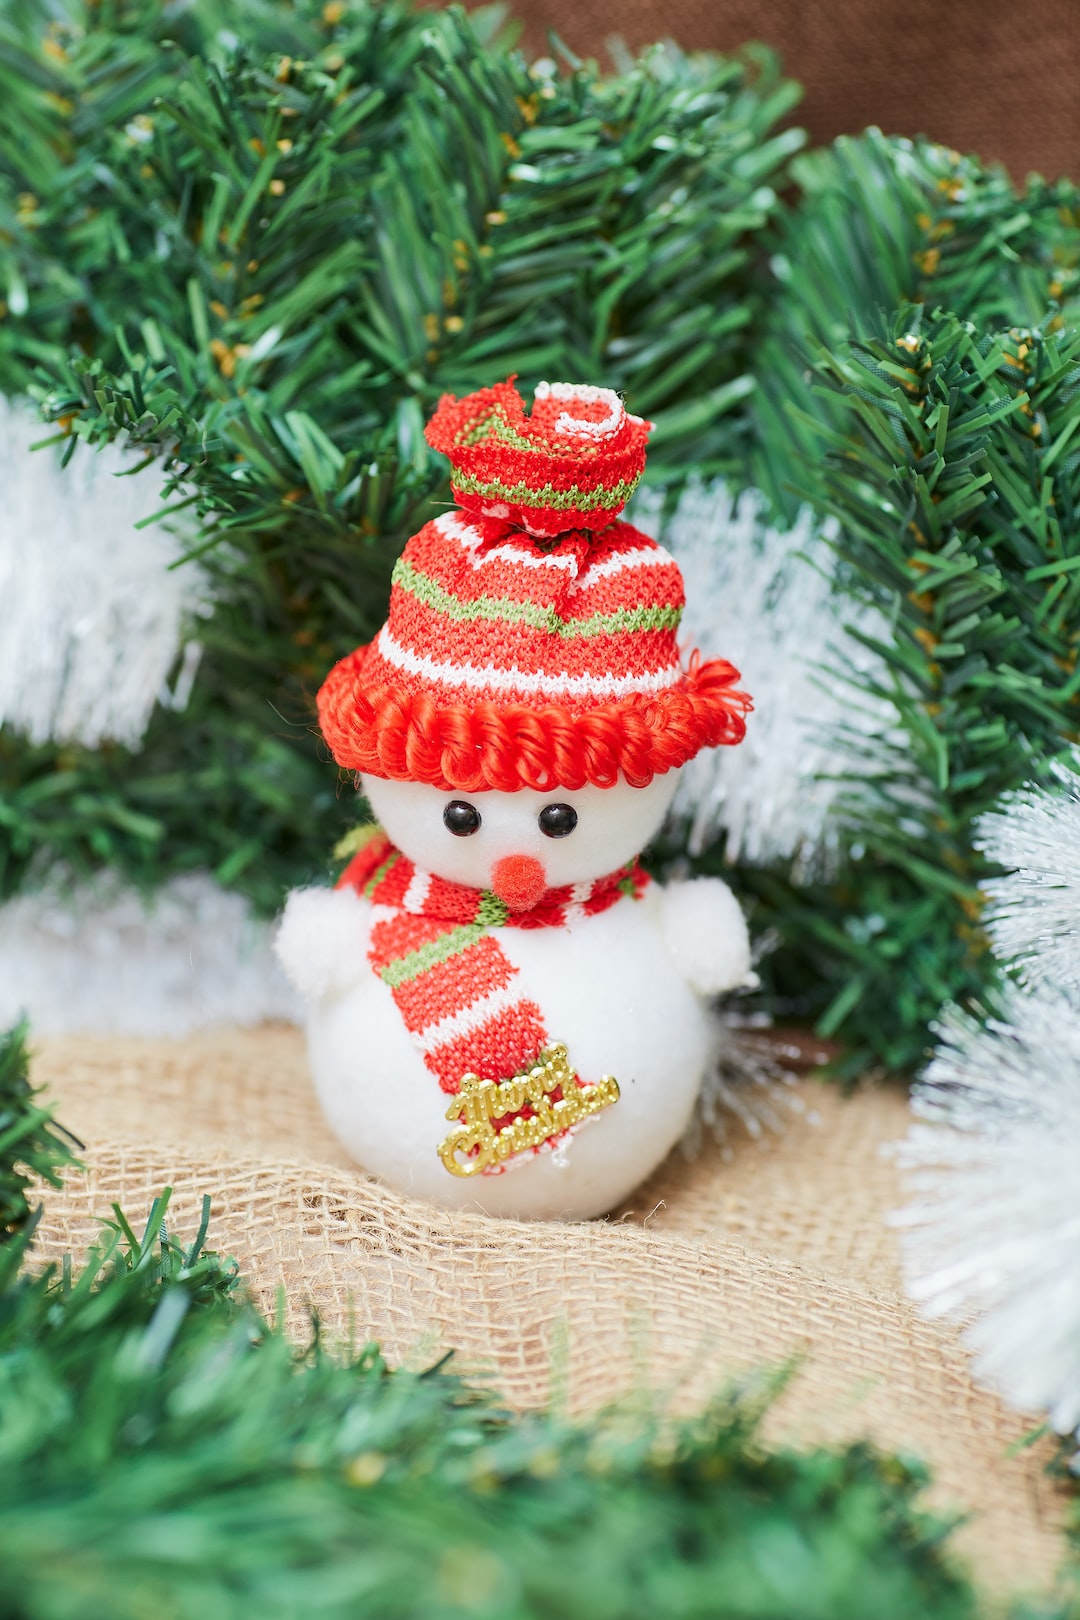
29,1026,1072,1602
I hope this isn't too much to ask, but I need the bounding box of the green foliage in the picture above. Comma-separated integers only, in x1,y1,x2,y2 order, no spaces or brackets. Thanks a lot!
0,0,800,911
0,688,346,913
750,129,1080,515
741,303,1080,1074
7,11,1080,1078
681,129,1080,1074
0,1187,981,1619
0,1022,78,1239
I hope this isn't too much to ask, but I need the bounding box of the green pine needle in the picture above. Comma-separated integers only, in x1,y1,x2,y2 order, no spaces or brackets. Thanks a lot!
0,0,800,913
0,1021,80,1241
738,302,1080,1074
750,130,1080,517
6,8,1080,1079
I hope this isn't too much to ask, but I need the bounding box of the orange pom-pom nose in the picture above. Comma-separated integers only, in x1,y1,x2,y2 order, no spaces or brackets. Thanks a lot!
490,854,548,912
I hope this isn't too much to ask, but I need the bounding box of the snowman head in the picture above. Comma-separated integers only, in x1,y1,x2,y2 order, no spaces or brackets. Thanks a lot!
361,770,680,909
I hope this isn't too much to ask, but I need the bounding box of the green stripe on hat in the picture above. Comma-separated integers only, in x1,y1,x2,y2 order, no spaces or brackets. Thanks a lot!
458,412,536,453
450,469,641,511
393,559,682,640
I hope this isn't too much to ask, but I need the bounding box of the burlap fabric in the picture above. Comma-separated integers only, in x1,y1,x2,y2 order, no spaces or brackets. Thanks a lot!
30,1027,1071,1602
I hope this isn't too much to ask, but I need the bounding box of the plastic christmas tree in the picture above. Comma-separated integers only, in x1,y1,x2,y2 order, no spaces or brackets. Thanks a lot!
0,0,799,913
4,0,1080,1076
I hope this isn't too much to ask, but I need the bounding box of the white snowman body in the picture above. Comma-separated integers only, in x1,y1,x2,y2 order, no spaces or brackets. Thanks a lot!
276,767,754,1220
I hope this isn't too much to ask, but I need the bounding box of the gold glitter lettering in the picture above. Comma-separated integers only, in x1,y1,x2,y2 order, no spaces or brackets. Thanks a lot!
437,1043,619,1177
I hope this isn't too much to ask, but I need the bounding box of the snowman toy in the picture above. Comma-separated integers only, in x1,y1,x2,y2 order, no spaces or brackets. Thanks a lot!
276,379,753,1220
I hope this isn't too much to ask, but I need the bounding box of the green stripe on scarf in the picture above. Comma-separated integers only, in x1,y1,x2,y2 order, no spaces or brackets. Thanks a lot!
378,923,487,989
363,851,401,899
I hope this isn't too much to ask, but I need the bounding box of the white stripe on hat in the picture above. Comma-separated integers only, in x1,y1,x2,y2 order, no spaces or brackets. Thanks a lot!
534,380,625,440
433,511,580,575
374,624,682,700
578,544,678,585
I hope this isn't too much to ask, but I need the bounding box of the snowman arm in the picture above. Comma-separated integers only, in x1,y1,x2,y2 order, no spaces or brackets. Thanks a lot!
274,885,374,1001
657,877,756,997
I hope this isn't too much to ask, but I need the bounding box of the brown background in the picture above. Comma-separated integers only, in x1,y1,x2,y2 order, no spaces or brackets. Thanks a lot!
505,0,1080,185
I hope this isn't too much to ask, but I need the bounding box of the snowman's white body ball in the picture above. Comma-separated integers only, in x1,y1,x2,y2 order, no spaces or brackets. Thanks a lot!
276,767,753,1220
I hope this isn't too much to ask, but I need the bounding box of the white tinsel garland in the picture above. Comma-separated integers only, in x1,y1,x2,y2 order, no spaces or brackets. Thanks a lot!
0,871,300,1037
635,481,894,874
976,748,1080,990
0,396,208,750
895,983,1080,1436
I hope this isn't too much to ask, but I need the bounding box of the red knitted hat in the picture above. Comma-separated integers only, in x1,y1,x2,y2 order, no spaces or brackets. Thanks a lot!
317,380,750,793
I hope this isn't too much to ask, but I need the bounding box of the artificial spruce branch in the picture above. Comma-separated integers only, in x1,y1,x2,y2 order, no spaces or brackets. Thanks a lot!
0,1021,79,1239
750,130,1080,516
0,0,799,910
754,304,1080,1073
7,3,1080,1078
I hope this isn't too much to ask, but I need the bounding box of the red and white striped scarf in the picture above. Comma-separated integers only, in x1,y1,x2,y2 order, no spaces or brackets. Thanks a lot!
336,831,647,1172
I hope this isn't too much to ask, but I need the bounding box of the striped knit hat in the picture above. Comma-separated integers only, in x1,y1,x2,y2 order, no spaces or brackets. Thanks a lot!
318,379,749,794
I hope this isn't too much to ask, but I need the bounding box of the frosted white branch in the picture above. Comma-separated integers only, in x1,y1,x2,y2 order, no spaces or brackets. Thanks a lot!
0,869,300,1037
0,396,209,749
895,983,1080,1434
634,480,896,874
976,749,1080,991
681,1009,809,1158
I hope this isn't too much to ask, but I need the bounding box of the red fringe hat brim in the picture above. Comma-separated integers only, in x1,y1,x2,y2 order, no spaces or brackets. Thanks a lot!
317,649,751,793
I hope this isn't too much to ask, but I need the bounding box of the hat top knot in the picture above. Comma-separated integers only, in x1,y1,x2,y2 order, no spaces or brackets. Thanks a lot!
424,378,653,538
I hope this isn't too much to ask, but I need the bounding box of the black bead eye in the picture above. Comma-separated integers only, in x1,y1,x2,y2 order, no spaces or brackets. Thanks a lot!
538,802,578,839
443,800,482,837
